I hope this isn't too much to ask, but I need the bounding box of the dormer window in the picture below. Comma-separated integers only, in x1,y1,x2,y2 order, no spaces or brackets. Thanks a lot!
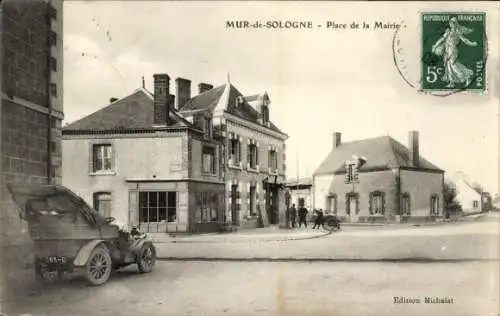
203,116,212,139
262,105,269,124
236,96,244,107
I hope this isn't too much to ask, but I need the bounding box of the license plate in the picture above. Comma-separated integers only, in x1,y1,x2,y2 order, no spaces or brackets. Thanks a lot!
46,256,68,264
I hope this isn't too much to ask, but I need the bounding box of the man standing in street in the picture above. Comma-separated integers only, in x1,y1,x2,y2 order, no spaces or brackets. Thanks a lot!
298,206,308,228
290,203,297,228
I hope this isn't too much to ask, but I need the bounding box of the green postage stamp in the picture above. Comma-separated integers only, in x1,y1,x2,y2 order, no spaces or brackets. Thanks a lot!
421,12,486,92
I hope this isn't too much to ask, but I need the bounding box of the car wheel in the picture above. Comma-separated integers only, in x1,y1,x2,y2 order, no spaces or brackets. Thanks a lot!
35,262,63,285
137,244,156,273
85,245,112,286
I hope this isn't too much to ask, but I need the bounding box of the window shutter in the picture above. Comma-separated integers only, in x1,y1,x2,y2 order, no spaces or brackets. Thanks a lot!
255,146,259,167
237,141,242,163
247,144,251,167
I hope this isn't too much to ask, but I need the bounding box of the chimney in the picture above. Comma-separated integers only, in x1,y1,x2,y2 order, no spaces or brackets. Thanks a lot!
409,131,420,167
153,73,170,126
198,83,213,94
175,78,191,109
110,97,118,103
333,132,341,149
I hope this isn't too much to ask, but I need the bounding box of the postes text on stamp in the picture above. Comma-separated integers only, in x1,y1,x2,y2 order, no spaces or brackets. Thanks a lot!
421,12,486,93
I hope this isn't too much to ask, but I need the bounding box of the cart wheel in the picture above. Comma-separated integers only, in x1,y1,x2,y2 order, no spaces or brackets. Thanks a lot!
85,246,112,286
137,244,156,273
35,263,63,285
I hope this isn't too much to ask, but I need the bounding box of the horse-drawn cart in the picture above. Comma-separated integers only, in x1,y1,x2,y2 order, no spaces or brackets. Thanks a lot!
7,184,157,286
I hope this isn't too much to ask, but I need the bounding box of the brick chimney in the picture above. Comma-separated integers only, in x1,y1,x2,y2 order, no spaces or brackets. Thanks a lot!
175,78,191,109
408,131,420,167
153,74,170,126
333,132,341,149
198,83,213,94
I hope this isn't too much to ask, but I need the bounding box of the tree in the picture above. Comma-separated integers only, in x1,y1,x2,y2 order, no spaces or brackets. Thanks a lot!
443,181,462,212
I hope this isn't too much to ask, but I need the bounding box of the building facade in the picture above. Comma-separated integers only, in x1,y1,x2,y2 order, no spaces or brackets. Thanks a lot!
0,0,63,312
285,177,313,211
313,131,444,223
452,172,489,215
62,74,225,234
177,80,288,229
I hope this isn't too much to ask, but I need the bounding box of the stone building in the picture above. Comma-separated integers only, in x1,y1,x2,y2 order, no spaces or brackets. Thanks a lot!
177,79,289,229
0,0,64,312
62,74,225,234
313,131,444,223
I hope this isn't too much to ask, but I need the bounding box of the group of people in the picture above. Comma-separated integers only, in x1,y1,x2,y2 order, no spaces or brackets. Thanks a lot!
288,204,325,229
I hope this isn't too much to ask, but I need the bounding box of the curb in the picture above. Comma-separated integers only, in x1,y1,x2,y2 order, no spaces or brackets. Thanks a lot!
152,230,333,244
156,257,500,263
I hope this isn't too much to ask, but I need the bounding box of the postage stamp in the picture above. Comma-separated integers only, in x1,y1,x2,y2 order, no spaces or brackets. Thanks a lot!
420,12,486,93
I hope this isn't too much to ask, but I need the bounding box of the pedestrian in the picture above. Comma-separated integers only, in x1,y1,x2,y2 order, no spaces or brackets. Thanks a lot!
313,209,325,229
290,203,297,228
298,206,308,228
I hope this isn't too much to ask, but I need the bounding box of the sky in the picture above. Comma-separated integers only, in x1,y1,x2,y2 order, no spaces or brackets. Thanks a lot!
63,1,500,194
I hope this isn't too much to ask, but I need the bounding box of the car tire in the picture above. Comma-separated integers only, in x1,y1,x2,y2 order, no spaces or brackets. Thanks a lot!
137,244,156,273
85,245,112,286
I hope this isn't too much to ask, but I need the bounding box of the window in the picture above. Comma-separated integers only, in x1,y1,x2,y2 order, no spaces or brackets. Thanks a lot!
49,56,57,72
195,192,219,223
401,193,411,215
430,195,439,215
48,31,57,46
203,116,212,139
262,106,269,124
92,144,112,172
93,192,111,217
369,191,385,215
473,200,479,208
249,186,257,216
326,194,337,214
269,149,278,172
139,191,176,223
228,135,241,165
202,146,216,175
49,83,57,97
248,143,258,169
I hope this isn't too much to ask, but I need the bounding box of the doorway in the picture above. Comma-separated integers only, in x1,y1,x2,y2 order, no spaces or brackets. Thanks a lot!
231,185,238,225
346,193,359,222
266,186,278,225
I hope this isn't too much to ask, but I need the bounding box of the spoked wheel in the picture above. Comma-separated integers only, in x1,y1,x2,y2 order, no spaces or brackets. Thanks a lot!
137,244,156,273
85,246,112,286
325,219,341,232
35,263,63,285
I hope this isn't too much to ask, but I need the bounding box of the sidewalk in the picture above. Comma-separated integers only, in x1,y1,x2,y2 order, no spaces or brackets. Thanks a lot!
149,226,331,243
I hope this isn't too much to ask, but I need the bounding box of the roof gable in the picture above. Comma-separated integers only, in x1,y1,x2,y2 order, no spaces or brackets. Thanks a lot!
314,136,443,175
63,88,189,132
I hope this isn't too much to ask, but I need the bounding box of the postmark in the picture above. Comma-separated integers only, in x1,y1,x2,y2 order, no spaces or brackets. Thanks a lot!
392,12,488,97
420,12,486,93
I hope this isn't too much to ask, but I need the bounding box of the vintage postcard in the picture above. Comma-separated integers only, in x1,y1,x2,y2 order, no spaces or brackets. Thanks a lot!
0,1,499,316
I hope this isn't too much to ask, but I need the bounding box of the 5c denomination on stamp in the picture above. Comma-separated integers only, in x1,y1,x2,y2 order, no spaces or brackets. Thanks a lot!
420,12,486,93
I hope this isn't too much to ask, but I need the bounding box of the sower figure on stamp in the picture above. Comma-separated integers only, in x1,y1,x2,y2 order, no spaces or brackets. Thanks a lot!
289,203,297,228
431,17,478,88
298,206,308,228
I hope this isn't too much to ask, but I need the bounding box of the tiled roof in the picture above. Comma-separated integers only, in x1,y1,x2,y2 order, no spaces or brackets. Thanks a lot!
63,88,189,132
179,84,286,135
314,136,443,175
285,177,313,186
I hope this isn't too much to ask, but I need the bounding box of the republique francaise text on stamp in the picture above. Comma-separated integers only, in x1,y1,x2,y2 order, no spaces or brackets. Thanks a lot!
420,12,486,93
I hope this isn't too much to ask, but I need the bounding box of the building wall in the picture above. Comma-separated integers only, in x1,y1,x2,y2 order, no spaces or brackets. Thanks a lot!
0,0,63,312
453,179,481,215
223,119,286,227
62,132,189,225
288,187,313,210
400,169,444,217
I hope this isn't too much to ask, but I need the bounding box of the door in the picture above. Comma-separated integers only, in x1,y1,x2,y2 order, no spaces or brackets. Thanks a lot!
347,196,359,222
231,185,238,225
401,194,411,216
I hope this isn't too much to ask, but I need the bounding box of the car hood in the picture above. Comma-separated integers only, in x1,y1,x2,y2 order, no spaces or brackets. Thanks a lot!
6,184,107,227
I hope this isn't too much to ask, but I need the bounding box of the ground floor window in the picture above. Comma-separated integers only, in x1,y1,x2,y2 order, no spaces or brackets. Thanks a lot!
369,191,385,215
195,192,220,223
93,192,112,217
249,186,257,216
326,194,337,214
430,194,439,215
139,191,177,223
473,200,479,208
401,193,411,215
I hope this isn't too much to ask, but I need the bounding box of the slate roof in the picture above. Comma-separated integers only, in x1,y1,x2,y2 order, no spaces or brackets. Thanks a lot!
314,136,443,175
179,83,286,135
63,88,190,132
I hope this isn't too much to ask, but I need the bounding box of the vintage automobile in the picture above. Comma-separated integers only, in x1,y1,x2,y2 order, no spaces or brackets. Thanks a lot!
7,184,157,286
